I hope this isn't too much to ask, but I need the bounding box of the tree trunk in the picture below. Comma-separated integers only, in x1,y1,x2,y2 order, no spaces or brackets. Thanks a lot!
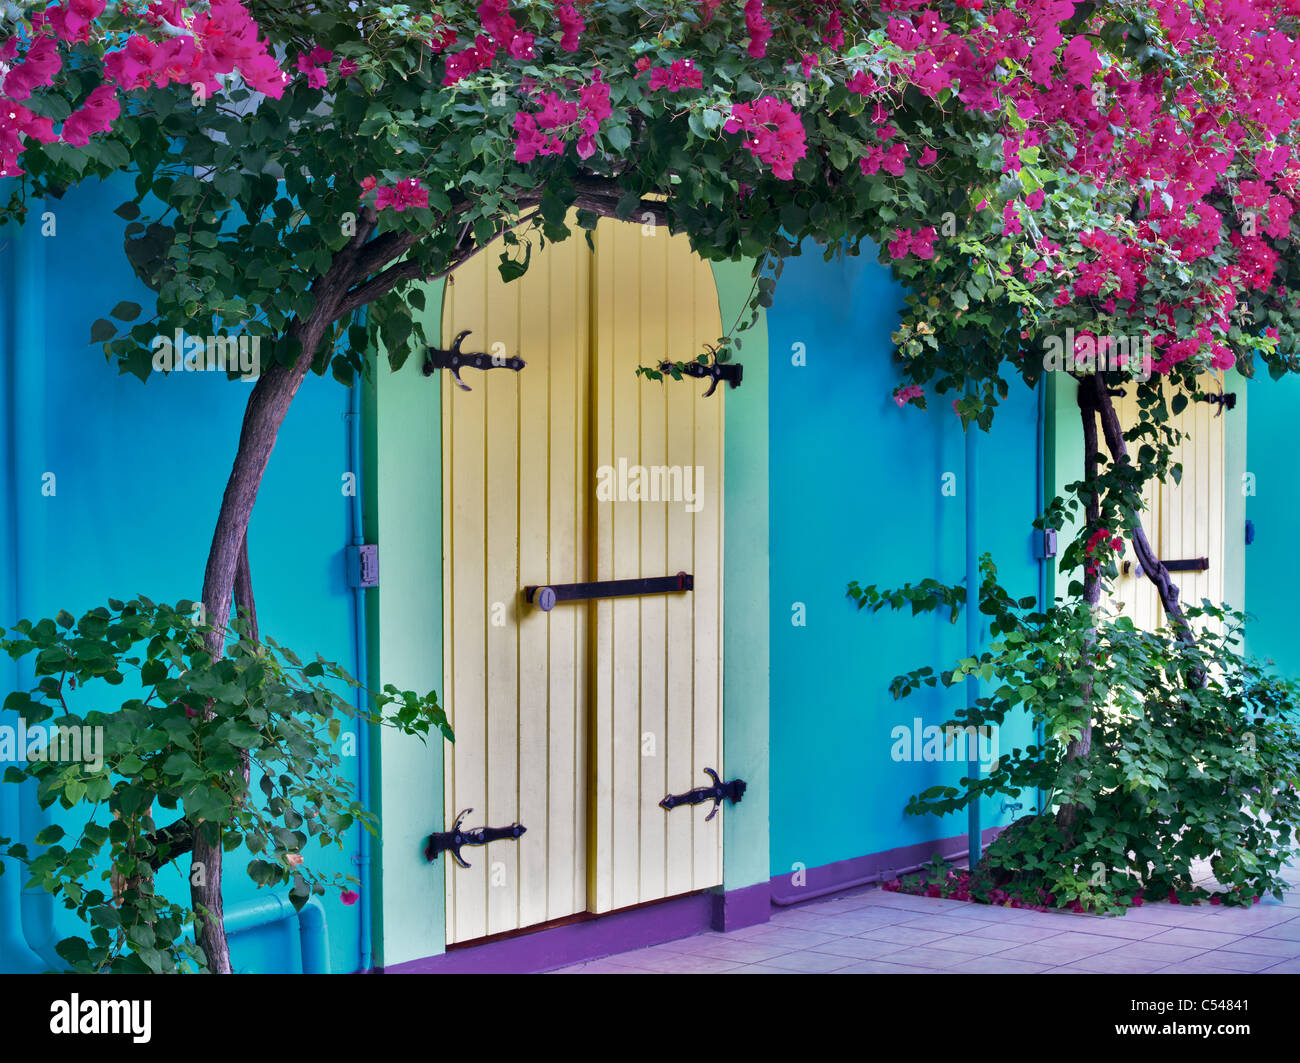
190,332,321,974
1090,379,1195,645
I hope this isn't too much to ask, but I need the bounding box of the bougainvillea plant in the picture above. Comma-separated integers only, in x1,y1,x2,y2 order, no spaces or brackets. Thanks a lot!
853,558,1300,913
0,600,448,972
4,0,1300,967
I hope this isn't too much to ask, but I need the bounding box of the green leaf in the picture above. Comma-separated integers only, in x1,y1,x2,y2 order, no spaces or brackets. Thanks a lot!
34,824,65,846
606,124,632,153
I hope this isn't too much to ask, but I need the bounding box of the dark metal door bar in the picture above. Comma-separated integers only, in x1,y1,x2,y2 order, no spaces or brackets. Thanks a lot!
1125,557,1209,577
524,571,693,612
424,330,526,392
1162,557,1210,572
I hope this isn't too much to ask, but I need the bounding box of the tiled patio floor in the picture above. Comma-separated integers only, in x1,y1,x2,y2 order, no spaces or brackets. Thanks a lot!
552,878,1300,974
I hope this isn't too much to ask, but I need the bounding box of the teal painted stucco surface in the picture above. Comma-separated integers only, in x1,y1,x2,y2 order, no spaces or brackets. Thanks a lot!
0,178,364,973
711,259,770,894
766,244,1040,879
1244,373,1300,676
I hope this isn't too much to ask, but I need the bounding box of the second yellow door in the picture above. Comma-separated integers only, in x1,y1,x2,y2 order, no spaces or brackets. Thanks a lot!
1110,375,1226,629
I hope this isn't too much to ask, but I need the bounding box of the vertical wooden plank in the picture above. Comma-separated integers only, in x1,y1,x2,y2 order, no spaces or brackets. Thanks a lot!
663,234,697,901
542,233,591,922
689,248,725,892
588,224,616,914
515,233,550,933
635,222,669,904
608,223,643,912
481,254,521,939
442,264,490,944
442,221,593,942
589,218,726,911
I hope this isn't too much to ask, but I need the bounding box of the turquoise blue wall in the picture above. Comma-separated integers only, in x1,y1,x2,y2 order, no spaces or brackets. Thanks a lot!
1243,373,1300,677
766,245,1040,878
0,178,364,973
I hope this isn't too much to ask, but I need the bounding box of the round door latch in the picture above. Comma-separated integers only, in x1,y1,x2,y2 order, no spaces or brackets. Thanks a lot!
536,586,557,612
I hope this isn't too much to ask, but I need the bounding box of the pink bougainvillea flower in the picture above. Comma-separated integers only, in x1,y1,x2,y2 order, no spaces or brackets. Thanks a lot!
340,889,360,906
1062,35,1100,87
650,59,703,92
918,146,938,166
427,14,458,54
338,58,357,77
881,142,908,176
512,111,565,162
296,52,328,89
43,0,105,44
360,175,377,193
375,178,430,212
893,383,924,407
744,0,772,58
846,71,877,96
887,226,937,260
859,146,884,175
824,10,844,50
556,3,584,51
516,72,613,159
61,84,120,146
104,35,158,90
2,36,62,100
443,34,497,86
725,96,807,180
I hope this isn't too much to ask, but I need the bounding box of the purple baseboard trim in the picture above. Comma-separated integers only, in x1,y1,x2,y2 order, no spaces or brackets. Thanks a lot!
711,881,772,933
769,825,1004,906
383,892,713,974
381,827,1008,973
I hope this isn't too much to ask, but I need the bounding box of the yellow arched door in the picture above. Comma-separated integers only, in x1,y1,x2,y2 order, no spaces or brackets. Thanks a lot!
1110,375,1226,629
438,219,726,944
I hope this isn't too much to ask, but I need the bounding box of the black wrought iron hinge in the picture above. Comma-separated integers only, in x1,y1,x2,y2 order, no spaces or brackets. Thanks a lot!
1194,391,1236,415
424,330,526,392
424,808,527,869
660,768,746,822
